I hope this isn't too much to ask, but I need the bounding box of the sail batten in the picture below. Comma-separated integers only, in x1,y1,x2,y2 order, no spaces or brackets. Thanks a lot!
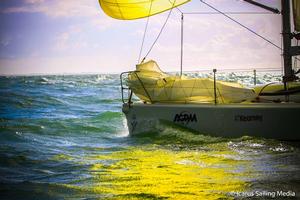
99,0,190,20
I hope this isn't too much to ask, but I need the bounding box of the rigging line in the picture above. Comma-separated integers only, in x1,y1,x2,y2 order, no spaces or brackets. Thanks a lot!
142,0,176,61
199,0,282,50
295,39,299,69
182,12,278,15
138,0,154,63
175,7,183,14
138,17,150,63
168,0,182,14
202,0,300,69
180,13,184,76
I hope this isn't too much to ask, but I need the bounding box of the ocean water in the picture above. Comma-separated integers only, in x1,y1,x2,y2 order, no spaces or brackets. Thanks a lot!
0,73,299,200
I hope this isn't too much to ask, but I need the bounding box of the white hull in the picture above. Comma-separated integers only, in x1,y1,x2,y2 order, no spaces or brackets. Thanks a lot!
122,102,300,140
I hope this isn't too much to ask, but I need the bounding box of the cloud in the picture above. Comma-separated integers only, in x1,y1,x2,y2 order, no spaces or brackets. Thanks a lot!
0,53,137,75
0,0,283,75
90,17,117,31
0,37,11,47
1,0,116,32
53,24,90,52
25,0,44,3
54,32,70,51
51,15,119,53
1,0,100,18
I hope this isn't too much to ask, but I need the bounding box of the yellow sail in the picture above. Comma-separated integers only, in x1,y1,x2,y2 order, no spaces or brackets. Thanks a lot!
128,60,257,103
293,0,300,31
99,0,190,20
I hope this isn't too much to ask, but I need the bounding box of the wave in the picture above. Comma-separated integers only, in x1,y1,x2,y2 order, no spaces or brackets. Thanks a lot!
32,75,120,86
125,121,298,155
0,111,125,139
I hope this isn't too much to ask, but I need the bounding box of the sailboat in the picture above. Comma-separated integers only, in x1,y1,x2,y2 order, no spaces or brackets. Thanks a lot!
98,0,300,140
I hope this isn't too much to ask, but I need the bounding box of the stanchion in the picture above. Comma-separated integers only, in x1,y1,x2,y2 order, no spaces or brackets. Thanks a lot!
253,69,257,85
213,69,217,104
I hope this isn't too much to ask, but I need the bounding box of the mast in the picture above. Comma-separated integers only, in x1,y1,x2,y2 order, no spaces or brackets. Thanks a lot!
243,0,300,83
281,0,294,83
281,0,300,83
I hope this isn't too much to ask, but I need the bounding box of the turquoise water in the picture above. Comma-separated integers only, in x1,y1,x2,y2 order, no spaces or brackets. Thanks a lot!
0,74,299,199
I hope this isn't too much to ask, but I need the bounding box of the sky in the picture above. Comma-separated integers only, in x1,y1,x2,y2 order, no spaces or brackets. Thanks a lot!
0,0,283,75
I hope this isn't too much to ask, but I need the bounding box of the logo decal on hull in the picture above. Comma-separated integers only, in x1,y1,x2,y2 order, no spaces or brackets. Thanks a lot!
234,115,263,122
173,111,197,125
